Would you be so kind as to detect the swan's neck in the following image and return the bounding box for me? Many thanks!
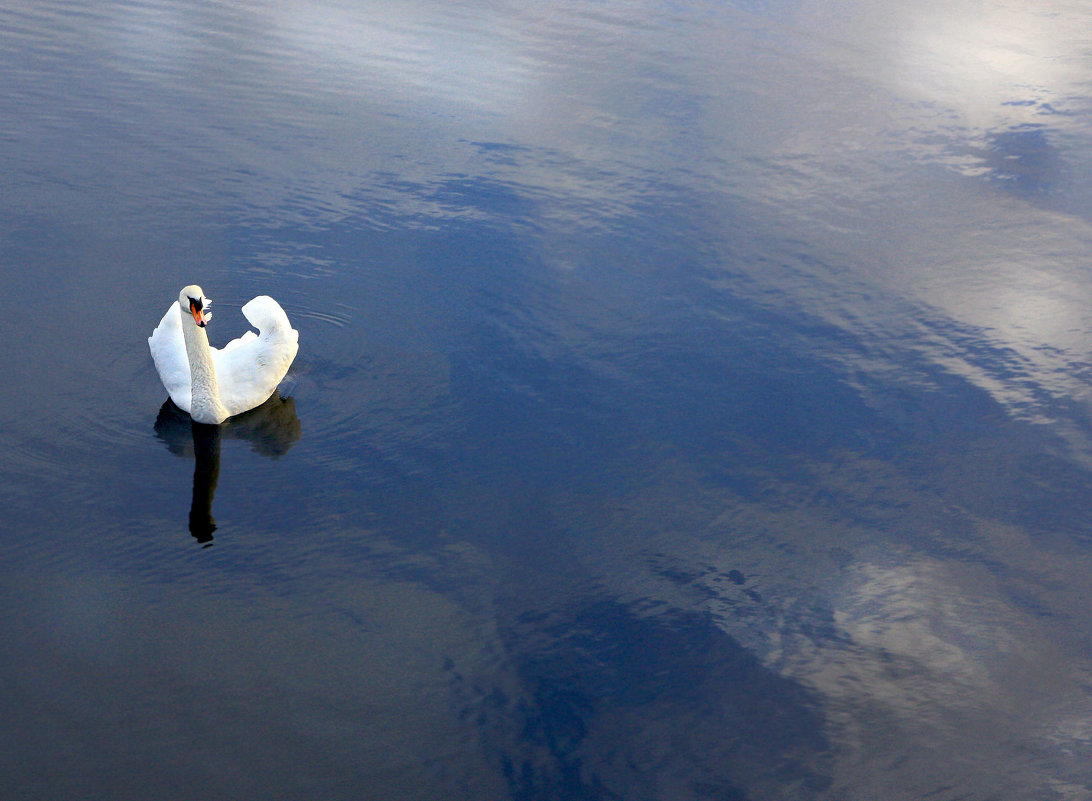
[181,315,229,424]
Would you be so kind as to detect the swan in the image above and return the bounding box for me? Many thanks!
[149,285,299,425]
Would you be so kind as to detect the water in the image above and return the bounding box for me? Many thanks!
[3,0,1092,798]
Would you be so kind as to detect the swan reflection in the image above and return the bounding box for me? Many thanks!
[154,392,302,544]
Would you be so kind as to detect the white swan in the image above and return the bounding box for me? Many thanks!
[149,285,299,425]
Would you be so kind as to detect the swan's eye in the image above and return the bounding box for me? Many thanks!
[188,296,202,311]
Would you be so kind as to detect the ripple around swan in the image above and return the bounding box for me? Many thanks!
[290,305,354,329]
[130,289,391,478]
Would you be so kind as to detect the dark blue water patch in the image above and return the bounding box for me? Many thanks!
[483,598,832,800]
[984,125,1061,196]
[428,176,544,227]
[215,197,1092,553]
[1000,99,1073,121]
[942,123,1062,202]
[468,140,534,167]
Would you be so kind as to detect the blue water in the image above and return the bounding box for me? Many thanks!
[4,1,1092,798]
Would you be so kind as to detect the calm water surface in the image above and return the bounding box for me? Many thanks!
[4,1,1092,798]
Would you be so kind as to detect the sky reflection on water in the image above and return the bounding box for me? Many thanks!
[3,0,1092,799]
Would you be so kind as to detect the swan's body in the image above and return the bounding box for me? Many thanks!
[149,285,299,424]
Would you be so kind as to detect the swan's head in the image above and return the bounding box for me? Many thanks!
[178,285,212,328]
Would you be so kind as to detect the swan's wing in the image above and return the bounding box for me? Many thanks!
[212,296,299,417]
[148,303,191,412]
[219,330,258,352]
[240,295,295,337]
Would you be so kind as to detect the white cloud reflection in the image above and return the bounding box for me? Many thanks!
[724,0,1092,436]
[575,450,1092,798]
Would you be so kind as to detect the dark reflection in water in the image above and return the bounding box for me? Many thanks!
[153,393,302,460]
[153,394,301,544]
[189,422,220,544]
[485,600,832,801]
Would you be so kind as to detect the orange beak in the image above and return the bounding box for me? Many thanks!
[190,300,207,328]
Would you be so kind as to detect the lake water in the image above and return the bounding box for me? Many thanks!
[4,1,1092,798]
